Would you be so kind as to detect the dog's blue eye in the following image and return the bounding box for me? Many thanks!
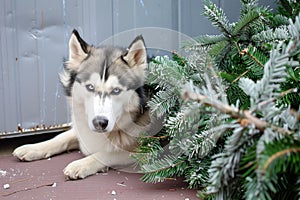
[86,84,94,92]
[111,87,121,95]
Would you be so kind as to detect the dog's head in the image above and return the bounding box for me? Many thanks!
[61,30,147,133]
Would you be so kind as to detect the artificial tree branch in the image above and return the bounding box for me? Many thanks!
[252,88,298,112]
[182,91,291,135]
[279,0,293,17]
[232,68,251,83]
[263,147,300,173]
[245,49,264,68]
[232,47,265,83]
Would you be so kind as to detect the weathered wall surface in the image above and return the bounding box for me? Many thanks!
[0,0,276,133]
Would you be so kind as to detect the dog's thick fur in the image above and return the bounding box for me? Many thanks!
[13,30,154,179]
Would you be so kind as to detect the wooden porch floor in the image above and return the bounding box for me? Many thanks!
[0,136,198,200]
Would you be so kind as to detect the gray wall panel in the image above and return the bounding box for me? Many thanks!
[0,0,20,131]
[0,0,276,133]
[180,0,221,37]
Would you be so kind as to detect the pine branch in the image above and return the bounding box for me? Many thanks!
[280,0,293,17]
[263,147,300,172]
[182,90,291,135]
[232,46,267,83]
[206,126,253,197]
[243,47,265,68]
[140,155,187,183]
[140,135,168,139]
[136,4,300,198]
[226,83,251,109]
[185,159,211,189]
[203,0,233,37]
[206,41,229,59]
[252,26,290,44]
[244,137,300,200]
[147,56,188,117]
[193,35,227,47]
[232,68,251,83]
[232,9,260,36]
[148,88,179,117]
[239,40,299,108]
[253,87,297,111]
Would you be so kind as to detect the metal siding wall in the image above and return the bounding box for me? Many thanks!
[0,0,276,133]
[220,0,277,22]
[0,1,20,131]
[0,0,71,132]
[180,0,221,37]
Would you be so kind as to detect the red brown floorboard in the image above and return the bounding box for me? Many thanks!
[0,151,198,200]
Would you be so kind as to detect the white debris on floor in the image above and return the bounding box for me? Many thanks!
[116,182,126,187]
[0,169,7,176]
[3,183,10,189]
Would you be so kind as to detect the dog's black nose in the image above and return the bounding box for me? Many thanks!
[92,116,108,131]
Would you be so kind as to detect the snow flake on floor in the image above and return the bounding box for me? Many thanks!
[3,183,10,189]
[0,169,7,176]
[111,190,117,195]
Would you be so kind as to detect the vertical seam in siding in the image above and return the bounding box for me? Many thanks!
[13,0,22,127]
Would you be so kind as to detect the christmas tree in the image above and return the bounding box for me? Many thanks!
[132,0,300,199]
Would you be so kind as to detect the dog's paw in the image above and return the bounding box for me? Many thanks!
[63,158,106,180]
[63,160,93,179]
[13,144,49,161]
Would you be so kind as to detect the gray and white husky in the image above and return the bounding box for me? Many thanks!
[13,30,156,179]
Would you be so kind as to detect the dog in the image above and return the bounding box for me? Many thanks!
[13,29,157,179]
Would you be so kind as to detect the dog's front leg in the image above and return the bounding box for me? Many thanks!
[13,129,78,161]
[63,150,134,179]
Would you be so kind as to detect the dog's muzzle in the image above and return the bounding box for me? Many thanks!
[92,116,108,132]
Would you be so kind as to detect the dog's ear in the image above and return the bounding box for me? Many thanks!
[122,35,146,68]
[68,29,89,71]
